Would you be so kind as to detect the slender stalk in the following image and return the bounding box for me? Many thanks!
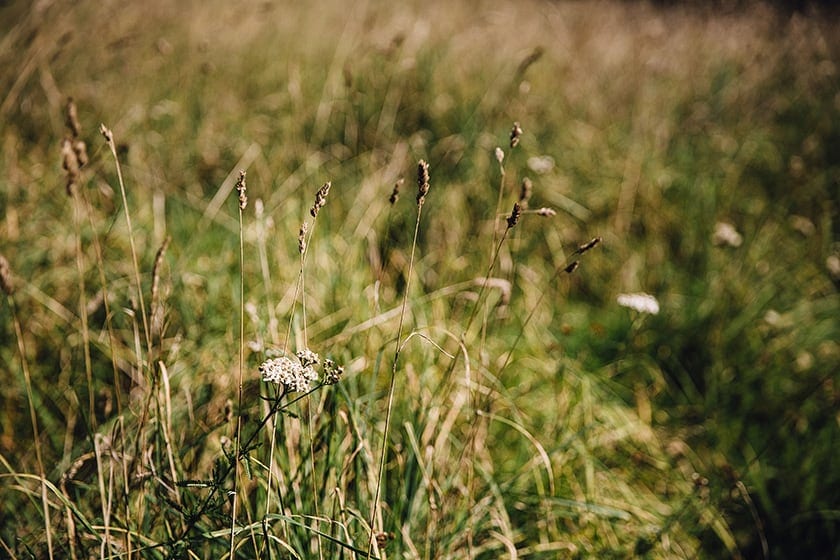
[231,170,248,556]
[71,194,96,430]
[367,160,429,558]
[8,292,54,560]
[99,124,152,364]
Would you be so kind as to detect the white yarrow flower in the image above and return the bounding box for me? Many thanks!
[296,348,320,367]
[713,222,743,247]
[617,293,660,315]
[527,155,555,174]
[259,356,318,393]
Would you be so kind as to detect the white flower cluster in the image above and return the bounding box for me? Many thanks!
[617,292,660,315]
[259,355,318,393]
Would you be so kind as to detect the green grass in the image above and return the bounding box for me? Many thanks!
[1,1,838,558]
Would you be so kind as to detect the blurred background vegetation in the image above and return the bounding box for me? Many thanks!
[1,0,838,558]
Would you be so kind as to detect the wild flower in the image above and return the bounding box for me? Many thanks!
[296,348,320,367]
[259,355,318,393]
[323,359,344,385]
[617,292,660,315]
[527,155,555,174]
[713,222,742,247]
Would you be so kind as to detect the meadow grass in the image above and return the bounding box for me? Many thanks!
[1,1,838,558]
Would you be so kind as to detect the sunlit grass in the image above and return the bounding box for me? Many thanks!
[1,1,838,558]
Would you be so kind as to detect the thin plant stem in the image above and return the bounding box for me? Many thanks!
[8,294,54,560]
[497,237,601,378]
[71,194,96,431]
[100,124,152,364]
[231,170,248,556]
[367,195,425,558]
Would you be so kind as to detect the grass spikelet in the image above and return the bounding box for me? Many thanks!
[506,201,522,229]
[298,221,308,254]
[510,121,523,148]
[389,178,403,205]
[310,181,332,217]
[573,236,602,256]
[65,97,82,137]
[235,169,248,210]
[416,159,430,206]
[61,137,80,195]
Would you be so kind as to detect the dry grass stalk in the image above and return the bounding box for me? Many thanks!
[150,236,171,341]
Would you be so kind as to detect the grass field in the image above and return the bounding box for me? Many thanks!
[1,0,838,558]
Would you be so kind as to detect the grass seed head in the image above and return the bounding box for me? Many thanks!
[416,159,430,206]
[235,170,248,210]
[495,146,505,163]
[311,181,332,217]
[99,123,114,144]
[506,202,522,229]
[518,177,532,208]
[510,121,523,148]
[389,178,403,205]
[575,236,602,255]
[61,137,80,196]
[298,222,309,254]
[65,97,82,138]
